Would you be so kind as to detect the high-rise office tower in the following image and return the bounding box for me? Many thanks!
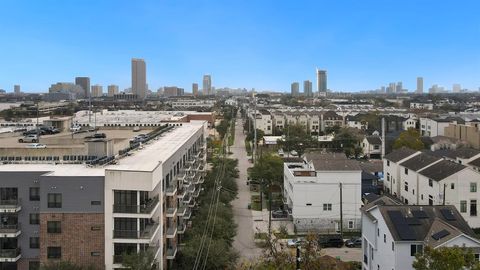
[107,85,119,97]
[91,85,103,97]
[132,58,147,100]
[396,82,403,93]
[291,82,300,96]
[452,84,461,93]
[192,83,199,96]
[203,75,212,95]
[387,82,396,93]
[303,80,313,97]
[75,77,90,98]
[416,77,424,94]
[14,85,20,95]
[316,68,327,96]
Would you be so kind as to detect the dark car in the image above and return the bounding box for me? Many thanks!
[23,129,39,136]
[345,238,362,248]
[271,209,288,219]
[85,133,106,139]
[319,235,344,248]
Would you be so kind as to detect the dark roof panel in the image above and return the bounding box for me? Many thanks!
[384,148,418,162]
[419,160,466,181]
[400,153,441,171]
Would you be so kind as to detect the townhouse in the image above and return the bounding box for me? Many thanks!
[420,117,464,137]
[361,198,480,270]
[361,135,382,159]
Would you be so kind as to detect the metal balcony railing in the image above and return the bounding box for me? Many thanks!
[113,223,159,239]
[113,195,159,214]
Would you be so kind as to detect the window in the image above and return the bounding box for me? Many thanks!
[91,201,101,205]
[413,189,415,195]
[47,247,61,259]
[91,225,102,231]
[306,203,312,206]
[429,195,433,206]
[404,168,408,175]
[30,213,39,225]
[48,193,62,208]
[405,198,409,204]
[377,228,379,236]
[429,179,433,187]
[471,200,477,216]
[392,242,395,251]
[323,204,332,211]
[384,234,386,243]
[30,237,40,249]
[460,200,467,213]
[411,244,423,256]
[29,261,40,270]
[421,194,424,200]
[29,187,40,201]
[91,252,101,256]
[451,183,455,189]
[471,183,477,193]
[387,160,390,166]
[404,182,409,192]
[47,221,61,233]
[348,220,354,229]
[387,173,390,181]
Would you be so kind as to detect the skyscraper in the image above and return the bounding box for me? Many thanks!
[316,68,327,96]
[91,85,103,97]
[202,75,212,95]
[291,82,299,96]
[75,77,90,98]
[131,58,147,99]
[192,83,199,96]
[303,80,313,97]
[14,85,20,95]
[452,84,461,93]
[396,82,403,93]
[416,77,424,94]
[107,85,119,97]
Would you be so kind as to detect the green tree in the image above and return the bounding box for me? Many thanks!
[393,128,425,150]
[246,128,265,144]
[413,246,480,270]
[249,153,283,185]
[122,250,156,270]
[216,119,230,139]
[333,128,362,156]
[278,124,314,157]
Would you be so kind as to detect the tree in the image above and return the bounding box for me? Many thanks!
[216,119,230,139]
[278,124,315,157]
[122,250,156,270]
[249,153,283,185]
[246,128,265,144]
[41,262,98,270]
[393,128,425,150]
[333,128,362,157]
[413,246,480,270]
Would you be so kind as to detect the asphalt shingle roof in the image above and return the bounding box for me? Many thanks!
[418,160,466,181]
[400,153,441,171]
[384,148,418,162]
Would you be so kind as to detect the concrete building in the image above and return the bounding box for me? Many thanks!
[14,85,20,95]
[361,136,382,159]
[410,102,434,110]
[163,87,184,97]
[0,122,207,270]
[316,69,327,97]
[453,84,462,93]
[291,82,299,96]
[303,80,313,97]
[283,152,362,233]
[416,77,423,94]
[361,197,480,270]
[248,109,273,135]
[445,122,480,150]
[192,83,198,97]
[75,77,90,98]
[132,58,147,100]
[107,85,119,97]
[170,99,215,109]
[202,75,211,95]
[91,85,103,98]
[48,83,84,98]
[420,117,464,137]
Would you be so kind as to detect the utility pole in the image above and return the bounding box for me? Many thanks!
[443,184,446,205]
[268,182,272,235]
[296,245,301,270]
[253,93,257,164]
[339,182,343,239]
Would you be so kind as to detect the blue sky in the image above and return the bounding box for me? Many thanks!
[0,0,479,93]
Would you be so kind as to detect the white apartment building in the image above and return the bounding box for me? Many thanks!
[249,109,273,135]
[283,152,362,233]
[361,136,382,159]
[384,148,420,196]
[410,102,434,110]
[361,199,480,270]
[420,117,463,137]
[403,116,418,130]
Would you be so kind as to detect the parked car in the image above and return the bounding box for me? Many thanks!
[318,235,344,248]
[23,129,40,136]
[18,134,39,143]
[70,125,81,132]
[130,134,148,143]
[85,133,106,139]
[26,143,47,149]
[271,209,288,219]
[287,238,305,248]
[345,238,362,248]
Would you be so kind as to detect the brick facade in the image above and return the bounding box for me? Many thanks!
[39,213,105,269]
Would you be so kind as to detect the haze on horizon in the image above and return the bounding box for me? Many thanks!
[0,0,479,93]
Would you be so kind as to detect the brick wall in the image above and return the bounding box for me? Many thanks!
[39,213,105,269]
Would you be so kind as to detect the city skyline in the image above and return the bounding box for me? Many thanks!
[0,0,479,92]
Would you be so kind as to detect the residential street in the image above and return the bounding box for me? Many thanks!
[231,115,262,262]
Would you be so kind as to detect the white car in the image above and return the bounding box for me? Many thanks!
[26,143,47,149]
[70,126,81,132]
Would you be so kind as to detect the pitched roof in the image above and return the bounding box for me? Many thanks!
[365,136,382,145]
[359,161,383,174]
[400,153,441,171]
[429,148,480,159]
[384,148,418,162]
[469,157,480,168]
[304,152,360,171]
[378,205,476,245]
[418,160,466,181]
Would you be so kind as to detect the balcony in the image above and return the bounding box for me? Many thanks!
[113,195,159,215]
[113,222,159,240]
[177,188,186,199]
[186,158,196,165]
[166,246,177,260]
[183,195,192,205]
[177,223,186,234]
[176,170,186,181]
[0,199,21,213]
[187,185,195,194]
[188,199,196,208]
[177,207,187,217]
[193,187,201,198]
[0,223,21,237]
[0,248,21,262]
[183,209,192,220]
[198,176,205,184]
[166,207,177,218]
[166,226,177,239]
[165,184,177,197]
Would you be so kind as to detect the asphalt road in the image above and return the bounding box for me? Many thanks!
[231,115,262,262]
